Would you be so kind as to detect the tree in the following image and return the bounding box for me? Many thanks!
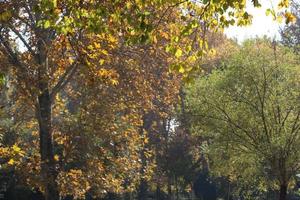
[186,39,300,200]
[0,5,182,198]
[0,0,293,200]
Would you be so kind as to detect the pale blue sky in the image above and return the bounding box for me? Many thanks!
[224,0,284,43]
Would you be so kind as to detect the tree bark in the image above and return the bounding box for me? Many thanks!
[279,184,287,200]
[36,27,59,200]
[38,88,59,200]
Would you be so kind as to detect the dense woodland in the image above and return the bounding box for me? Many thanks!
[0,0,300,200]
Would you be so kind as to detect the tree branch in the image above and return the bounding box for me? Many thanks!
[50,61,79,100]
[0,33,29,74]
[7,24,36,56]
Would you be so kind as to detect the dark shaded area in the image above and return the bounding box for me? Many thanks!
[3,187,44,200]
[193,172,217,200]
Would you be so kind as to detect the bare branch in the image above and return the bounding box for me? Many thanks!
[7,24,36,56]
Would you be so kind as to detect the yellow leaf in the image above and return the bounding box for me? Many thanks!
[175,49,183,58]
[69,57,75,64]
[278,0,289,8]
[189,55,197,62]
[178,65,185,73]
[126,2,132,9]
[285,12,296,24]
[54,154,60,161]
[99,59,105,65]
[144,137,149,144]
[87,45,94,50]
[8,159,14,165]
[277,15,283,23]
[12,145,21,153]
[111,79,119,85]
[101,50,109,56]
[94,42,101,49]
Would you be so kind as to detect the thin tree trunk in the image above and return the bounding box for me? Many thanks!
[38,88,59,200]
[36,29,59,200]
[279,184,287,200]
[156,184,161,200]
[227,181,230,200]
[137,125,147,200]
[175,176,179,200]
[167,177,172,200]
[137,178,148,200]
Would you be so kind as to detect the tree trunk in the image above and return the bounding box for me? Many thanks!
[123,192,132,200]
[38,88,59,200]
[175,176,179,200]
[279,184,287,200]
[167,177,172,200]
[156,184,160,200]
[227,180,231,200]
[137,178,148,200]
[36,27,59,200]
[137,133,147,200]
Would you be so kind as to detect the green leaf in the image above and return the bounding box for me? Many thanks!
[0,74,5,85]
[265,8,272,16]
[252,0,261,7]
[44,20,51,29]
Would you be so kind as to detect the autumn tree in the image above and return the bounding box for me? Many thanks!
[0,4,181,198]
[0,0,293,200]
[186,39,300,200]
[62,34,181,199]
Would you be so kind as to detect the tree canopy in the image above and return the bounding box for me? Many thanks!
[0,1,297,200]
[186,39,300,200]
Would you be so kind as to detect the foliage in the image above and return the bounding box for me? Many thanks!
[26,0,293,76]
[186,39,300,199]
[0,0,296,199]
[281,0,300,53]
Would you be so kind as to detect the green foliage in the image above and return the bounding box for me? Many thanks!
[0,73,5,85]
[37,0,278,77]
[186,39,300,197]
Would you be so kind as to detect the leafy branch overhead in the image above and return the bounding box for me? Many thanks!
[36,0,293,76]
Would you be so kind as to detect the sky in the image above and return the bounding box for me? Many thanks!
[224,0,284,43]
